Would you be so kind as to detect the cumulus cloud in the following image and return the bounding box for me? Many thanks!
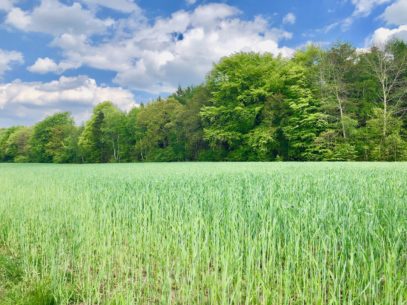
[27,57,59,74]
[27,57,80,74]
[0,49,24,77]
[370,25,407,45]
[0,0,15,11]
[367,0,407,46]
[45,3,293,94]
[381,0,407,25]
[283,13,296,25]
[0,76,137,126]
[1,1,295,126]
[5,0,114,36]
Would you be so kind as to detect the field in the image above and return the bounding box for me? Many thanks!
[0,163,406,305]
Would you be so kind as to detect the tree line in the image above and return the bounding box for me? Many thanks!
[1,41,407,163]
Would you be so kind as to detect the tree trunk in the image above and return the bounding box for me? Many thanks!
[383,87,387,138]
[335,90,347,139]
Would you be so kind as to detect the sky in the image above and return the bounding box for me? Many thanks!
[0,0,406,127]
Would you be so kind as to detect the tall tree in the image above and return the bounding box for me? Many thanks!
[30,112,77,163]
[79,102,128,163]
[122,107,140,162]
[0,127,32,162]
[364,42,407,137]
[281,60,327,160]
[135,98,185,161]
[319,43,357,140]
[176,86,210,160]
[361,41,407,160]
[201,52,282,160]
[4,127,32,162]
[0,127,18,162]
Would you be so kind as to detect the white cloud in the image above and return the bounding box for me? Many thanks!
[5,0,114,36]
[80,0,140,13]
[351,0,392,16]
[47,3,294,94]
[2,2,294,96]
[0,76,137,126]
[185,0,197,5]
[283,13,296,25]
[366,0,407,47]
[27,57,80,74]
[5,7,30,29]
[328,0,393,31]
[0,49,24,77]
[0,0,15,11]
[370,25,407,45]
[27,57,59,74]
[381,0,407,25]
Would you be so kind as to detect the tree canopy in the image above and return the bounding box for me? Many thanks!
[2,40,407,163]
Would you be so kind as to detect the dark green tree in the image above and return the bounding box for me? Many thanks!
[135,98,185,161]
[30,112,77,163]
[79,102,128,163]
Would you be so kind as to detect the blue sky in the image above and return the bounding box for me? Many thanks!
[0,0,406,126]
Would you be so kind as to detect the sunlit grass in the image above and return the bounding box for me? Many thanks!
[0,163,406,304]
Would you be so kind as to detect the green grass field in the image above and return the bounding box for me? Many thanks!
[0,163,406,304]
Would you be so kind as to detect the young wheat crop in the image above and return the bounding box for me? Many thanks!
[0,163,406,304]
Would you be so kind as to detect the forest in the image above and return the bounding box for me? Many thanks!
[1,40,407,163]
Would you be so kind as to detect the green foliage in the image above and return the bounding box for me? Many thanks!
[364,108,407,160]
[176,86,211,160]
[79,101,128,163]
[314,130,358,160]
[245,126,277,160]
[0,127,32,162]
[202,53,287,160]
[4,127,32,163]
[1,40,407,162]
[135,98,185,161]
[280,61,327,160]
[30,112,77,163]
